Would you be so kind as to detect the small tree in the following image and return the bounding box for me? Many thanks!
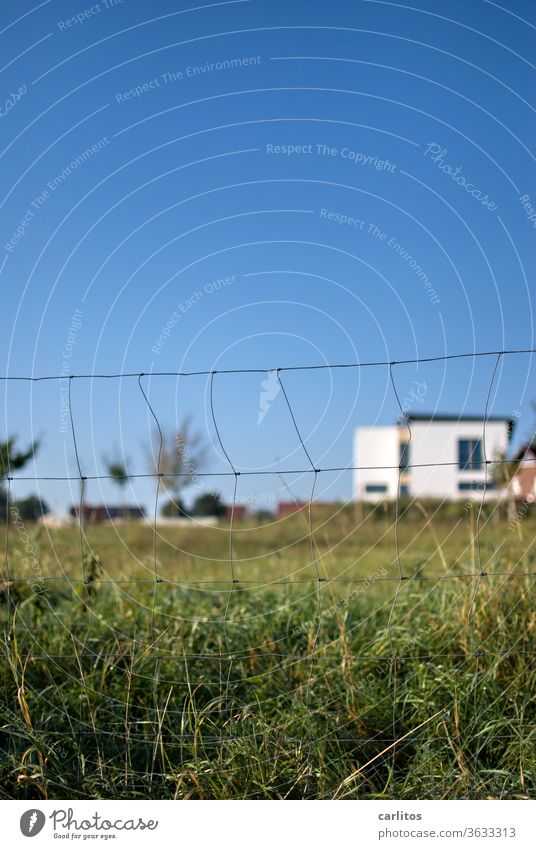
[0,437,40,520]
[252,508,273,523]
[160,497,188,518]
[103,452,130,518]
[192,491,226,518]
[0,436,39,478]
[15,495,49,521]
[145,417,206,514]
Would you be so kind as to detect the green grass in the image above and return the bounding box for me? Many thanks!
[0,504,535,799]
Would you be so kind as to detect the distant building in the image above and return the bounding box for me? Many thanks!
[225,505,248,521]
[354,413,514,502]
[510,444,536,502]
[69,504,145,522]
[277,501,306,518]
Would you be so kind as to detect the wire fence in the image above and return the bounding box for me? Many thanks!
[1,347,535,795]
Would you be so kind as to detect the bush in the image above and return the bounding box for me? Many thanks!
[160,497,188,518]
[0,493,49,521]
[191,491,226,517]
[252,509,274,522]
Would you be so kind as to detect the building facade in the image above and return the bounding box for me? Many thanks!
[354,414,513,502]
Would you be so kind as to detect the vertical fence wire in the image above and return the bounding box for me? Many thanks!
[68,376,86,585]
[470,353,503,779]
[209,370,239,719]
[137,374,163,652]
[137,373,164,786]
[387,362,413,784]
[0,349,533,794]
[68,375,88,787]
[2,475,12,645]
[278,369,322,758]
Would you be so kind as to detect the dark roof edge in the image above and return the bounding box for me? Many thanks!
[406,413,512,422]
[404,413,516,439]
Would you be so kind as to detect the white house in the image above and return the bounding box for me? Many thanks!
[354,414,514,502]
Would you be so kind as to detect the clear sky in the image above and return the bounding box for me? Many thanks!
[1,0,535,513]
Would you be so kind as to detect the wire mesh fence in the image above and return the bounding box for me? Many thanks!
[1,348,535,798]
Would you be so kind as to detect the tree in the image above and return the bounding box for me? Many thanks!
[14,495,50,521]
[0,437,40,520]
[103,451,130,518]
[0,436,39,478]
[145,417,206,514]
[160,497,188,518]
[192,491,226,518]
[252,509,273,523]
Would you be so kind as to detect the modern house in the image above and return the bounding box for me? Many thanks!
[354,413,514,502]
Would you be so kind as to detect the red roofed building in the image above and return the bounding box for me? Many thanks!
[510,444,536,502]
[277,501,306,518]
[224,505,248,521]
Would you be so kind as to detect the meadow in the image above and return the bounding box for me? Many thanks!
[0,501,535,799]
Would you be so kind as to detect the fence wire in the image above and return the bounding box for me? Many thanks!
[1,347,535,793]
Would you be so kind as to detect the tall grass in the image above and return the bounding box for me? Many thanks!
[0,509,534,799]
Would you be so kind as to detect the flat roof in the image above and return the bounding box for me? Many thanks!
[405,413,516,437]
[406,413,512,422]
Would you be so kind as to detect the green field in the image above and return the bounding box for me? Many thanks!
[1,503,535,799]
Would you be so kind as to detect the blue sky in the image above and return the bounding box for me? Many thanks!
[1,0,535,513]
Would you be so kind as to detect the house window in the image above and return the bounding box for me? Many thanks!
[458,481,496,492]
[400,484,410,497]
[458,438,482,470]
[365,484,388,494]
[399,442,410,471]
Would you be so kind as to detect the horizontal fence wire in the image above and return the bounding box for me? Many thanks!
[3,455,536,482]
[0,345,535,381]
[1,347,534,477]
[1,346,535,788]
[10,650,536,661]
[2,572,536,585]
